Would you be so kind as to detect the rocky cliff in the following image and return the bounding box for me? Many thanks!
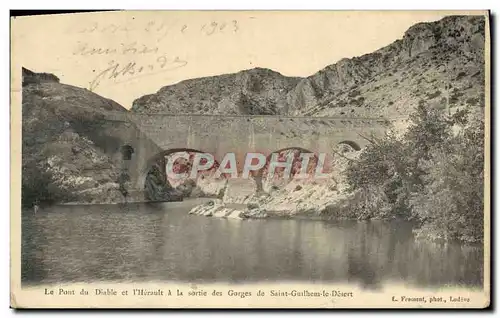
[132,68,301,115]
[132,15,485,118]
[21,68,171,206]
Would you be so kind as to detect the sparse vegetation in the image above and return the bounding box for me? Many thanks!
[426,90,442,99]
[22,162,75,208]
[449,89,464,105]
[466,97,479,106]
[348,89,361,98]
[456,71,467,80]
[349,96,365,107]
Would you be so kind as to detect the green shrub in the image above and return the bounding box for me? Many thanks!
[21,162,76,208]
[342,103,484,243]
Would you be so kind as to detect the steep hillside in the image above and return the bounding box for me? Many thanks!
[131,15,485,117]
[132,68,301,114]
[21,68,169,206]
[290,15,485,117]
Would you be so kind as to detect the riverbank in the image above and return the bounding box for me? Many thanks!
[187,198,356,221]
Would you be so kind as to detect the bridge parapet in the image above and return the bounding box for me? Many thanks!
[98,110,398,154]
[97,110,407,193]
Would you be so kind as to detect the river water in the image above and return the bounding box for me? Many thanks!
[21,199,483,289]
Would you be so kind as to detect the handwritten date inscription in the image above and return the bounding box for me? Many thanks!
[89,56,188,91]
[73,18,242,90]
[74,19,240,40]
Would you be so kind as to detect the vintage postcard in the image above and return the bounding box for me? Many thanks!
[10,10,490,308]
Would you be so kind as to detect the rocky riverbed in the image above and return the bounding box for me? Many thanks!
[188,149,359,220]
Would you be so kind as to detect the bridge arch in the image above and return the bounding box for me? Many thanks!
[253,147,317,193]
[120,144,135,160]
[144,148,206,170]
[337,140,362,152]
[137,148,223,201]
[264,147,315,159]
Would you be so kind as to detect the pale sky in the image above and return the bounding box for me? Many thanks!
[12,11,472,108]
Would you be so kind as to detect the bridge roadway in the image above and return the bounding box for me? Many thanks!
[97,110,409,190]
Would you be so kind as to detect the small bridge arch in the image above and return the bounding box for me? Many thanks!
[137,147,223,193]
[253,147,317,193]
[337,140,362,152]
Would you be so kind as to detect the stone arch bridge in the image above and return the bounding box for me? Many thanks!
[100,111,407,197]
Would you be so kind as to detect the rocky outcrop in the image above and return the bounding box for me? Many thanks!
[21,69,171,206]
[189,147,360,220]
[290,15,485,117]
[144,163,184,202]
[188,199,270,219]
[238,148,359,216]
[132,68,301,115]
[22,67,60,86]
[131,15,485,118]
[188,199,244,219]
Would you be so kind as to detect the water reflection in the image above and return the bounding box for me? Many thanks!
[21,201,483,289]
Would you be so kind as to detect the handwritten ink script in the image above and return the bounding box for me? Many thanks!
[69,19,240,41]
[69,18,244,90]
[89,55,188,91]
[73,41,160,57]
